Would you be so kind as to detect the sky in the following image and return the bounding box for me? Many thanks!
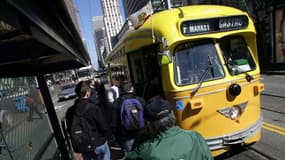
[74,0,125,70]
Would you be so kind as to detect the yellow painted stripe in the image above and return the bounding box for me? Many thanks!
[262,126,285,136]
[263,122,285,132]
[262,122,285,136]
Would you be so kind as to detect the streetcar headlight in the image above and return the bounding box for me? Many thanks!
[217,102,247,120]
[229,106,240,120]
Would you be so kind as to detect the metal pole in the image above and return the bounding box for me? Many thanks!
[36,74,70,160]
[167,0,171,9]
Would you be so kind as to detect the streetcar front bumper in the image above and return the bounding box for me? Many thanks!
[206,117,263,150]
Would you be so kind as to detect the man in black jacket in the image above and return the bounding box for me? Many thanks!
[72,81,112,160]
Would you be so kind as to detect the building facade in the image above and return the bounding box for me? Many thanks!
[100,0,123,50]
[245,0,285,71]
[92,16,109,70]
[122,0,148,18]
[123,0,193,18]
[264,0,285,70]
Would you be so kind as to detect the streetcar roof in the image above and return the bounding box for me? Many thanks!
[106,5,254,63]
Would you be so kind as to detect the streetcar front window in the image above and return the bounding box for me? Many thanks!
[219,36,256,75]
[77,70,89,78]
[174,40,224,85]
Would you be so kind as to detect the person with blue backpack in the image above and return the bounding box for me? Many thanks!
[112,81,146,157]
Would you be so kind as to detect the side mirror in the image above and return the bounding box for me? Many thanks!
[158,50,172,65]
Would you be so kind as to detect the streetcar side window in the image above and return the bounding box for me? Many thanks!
[174,40,225,85]
[219,36,256,75]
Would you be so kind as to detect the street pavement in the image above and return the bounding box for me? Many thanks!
[251,73,285,160]
[261,72,285,96]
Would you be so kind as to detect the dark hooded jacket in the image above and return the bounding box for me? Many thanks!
[74,98,112,148]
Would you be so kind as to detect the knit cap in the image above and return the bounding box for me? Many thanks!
[145,96,172,121]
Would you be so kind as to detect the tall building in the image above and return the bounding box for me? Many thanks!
[92,16,109,69]
[100,0,123,50]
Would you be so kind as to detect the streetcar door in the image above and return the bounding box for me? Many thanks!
[128,47,161,99]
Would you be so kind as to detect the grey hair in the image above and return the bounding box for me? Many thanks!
[146,111,176,137]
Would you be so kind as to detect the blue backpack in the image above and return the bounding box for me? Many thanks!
[120,97,144,133]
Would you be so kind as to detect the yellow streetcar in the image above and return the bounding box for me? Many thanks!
[106,4,264,157]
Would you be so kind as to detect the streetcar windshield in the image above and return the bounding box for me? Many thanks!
[174,40,224,85]
[77,69,90,78]
[219,36,256,75]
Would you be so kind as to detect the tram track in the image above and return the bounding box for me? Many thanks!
[247,146,277,160]
[261,92,285,115]
[214,144,276,160]
[261,106,285,115]
[261,93,285,99]
[257,92,285,160]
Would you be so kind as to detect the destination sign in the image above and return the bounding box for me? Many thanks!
[181,15,248,36]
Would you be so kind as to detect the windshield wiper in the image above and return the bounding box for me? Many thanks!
[190,55,213,98]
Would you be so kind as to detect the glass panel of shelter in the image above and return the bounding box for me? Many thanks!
[0,76,58,160]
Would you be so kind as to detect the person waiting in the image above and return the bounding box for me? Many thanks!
[125,96,213,160]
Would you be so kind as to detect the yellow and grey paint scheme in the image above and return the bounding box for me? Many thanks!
[106,5,264,157]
